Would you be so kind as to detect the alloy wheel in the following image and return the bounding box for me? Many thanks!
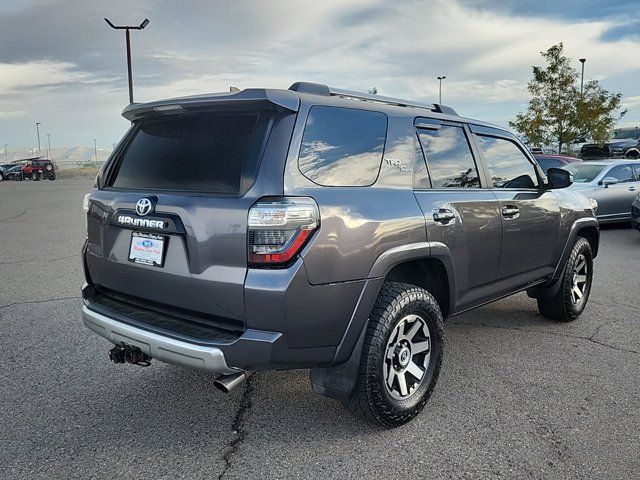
[383,314,431,400]
[570,253,589,306]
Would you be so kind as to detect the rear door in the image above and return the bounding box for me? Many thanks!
[413,119,502,311]
[471,126,561,292]
[595,163,638,219]
[86,107,294,327]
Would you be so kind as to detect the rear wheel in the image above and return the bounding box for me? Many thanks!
[537,237,593,322]
[345,282,444,427]
[47,173,56,181]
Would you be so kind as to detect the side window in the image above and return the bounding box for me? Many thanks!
[298,106,387,186]
[606,164,635,183]
[633,164,640,180]
[416,125,480,188]
[476,135,538,188]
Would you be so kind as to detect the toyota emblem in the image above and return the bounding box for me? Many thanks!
[135,198,154,216]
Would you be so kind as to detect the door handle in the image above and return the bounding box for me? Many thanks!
[433,208,455,224]
[629,186,637,192]
[501,205,520,219]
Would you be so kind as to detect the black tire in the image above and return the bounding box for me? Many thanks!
[537,237,593,322]
[47,173,56,181]
[345,282,444,427]
[31,171,40,181]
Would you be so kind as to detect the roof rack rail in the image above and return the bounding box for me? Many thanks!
[288,81,458,116]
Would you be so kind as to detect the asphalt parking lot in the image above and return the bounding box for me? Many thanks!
[1,178,638,479]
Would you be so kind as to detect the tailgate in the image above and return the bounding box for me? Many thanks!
[85,107,292,328]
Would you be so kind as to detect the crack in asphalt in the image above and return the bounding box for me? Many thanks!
[0,296,82,310]
[450,321,639,355]
[0,208,27,223]
[0,254,78,266]
[219,376,255,480]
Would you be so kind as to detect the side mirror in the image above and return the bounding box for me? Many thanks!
[601,177,618,188]
[546,168,573,189]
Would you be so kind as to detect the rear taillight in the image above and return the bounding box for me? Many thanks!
[248,197,319,267]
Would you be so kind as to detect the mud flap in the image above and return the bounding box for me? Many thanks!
[309,322,366,401]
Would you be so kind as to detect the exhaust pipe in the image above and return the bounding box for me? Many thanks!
[214,370,254,393]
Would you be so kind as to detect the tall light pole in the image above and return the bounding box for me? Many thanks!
[579,58,586,98]
[46,133,52,160]
[94,138,98,163]
[105,18,150,104]
[35,122,42,157]
[4,144,7,162]
[437,76,447,104]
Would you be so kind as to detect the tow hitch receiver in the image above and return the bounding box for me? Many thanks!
[109,343,152,367]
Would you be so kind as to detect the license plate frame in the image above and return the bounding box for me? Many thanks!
[128,232,167,267]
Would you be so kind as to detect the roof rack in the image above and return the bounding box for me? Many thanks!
[289,81,458,116]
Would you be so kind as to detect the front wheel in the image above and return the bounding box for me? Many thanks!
[31,171,40,181]
[345,282,444,427]
[537,237,593,322]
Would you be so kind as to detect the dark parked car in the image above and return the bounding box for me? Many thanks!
[81,82,599,426]
[581,127,640,160]
[3,165,24,181]
[534,154,581,173]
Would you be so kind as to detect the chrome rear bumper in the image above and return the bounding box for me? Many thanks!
[82,305,239,374]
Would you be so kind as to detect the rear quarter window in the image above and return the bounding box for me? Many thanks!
[298,106,387,186]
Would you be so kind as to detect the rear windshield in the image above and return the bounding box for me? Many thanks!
[110,112,271,194]
[563,163,606,183]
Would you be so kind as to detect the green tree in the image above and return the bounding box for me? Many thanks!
[510,43,624,154]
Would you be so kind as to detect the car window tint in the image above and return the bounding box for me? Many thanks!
[476,135,538,188]
[111,112,271,194]
[298,106,387,186]
[633,164,640,180]
[417,125,479,188]
[536,157,562,172]
[606,164,635,183]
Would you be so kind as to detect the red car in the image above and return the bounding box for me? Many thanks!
[22,159,57,181]
[533,154,581,174]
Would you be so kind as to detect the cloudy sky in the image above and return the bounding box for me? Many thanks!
[1,0,639,153]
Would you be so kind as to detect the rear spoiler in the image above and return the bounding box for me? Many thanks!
[121,88,300,122]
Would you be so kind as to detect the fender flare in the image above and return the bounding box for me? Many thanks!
[625,147,640,158]
[310,242,456,400]
[528,217,599,299]
[551,217,599,282]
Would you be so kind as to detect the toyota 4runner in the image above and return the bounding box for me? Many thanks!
[81,82,599,426]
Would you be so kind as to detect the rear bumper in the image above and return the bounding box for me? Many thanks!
[82,305,240,374]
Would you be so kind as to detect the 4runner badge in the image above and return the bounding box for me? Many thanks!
[135,198,154,216]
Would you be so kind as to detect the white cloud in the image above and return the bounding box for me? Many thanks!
[1,0,639,147]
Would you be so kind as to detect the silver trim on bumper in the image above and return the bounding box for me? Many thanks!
[82,305,239,374]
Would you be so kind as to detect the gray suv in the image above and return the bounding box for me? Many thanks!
[81,82,599,426]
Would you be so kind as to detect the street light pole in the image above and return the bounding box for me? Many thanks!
[437,76,447,104]
[105,18,150,104]
[94,138,98,163]
[4,144,7,162]
[35,122,42,157]
[46,133,52,160]
[579,58,586,98]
